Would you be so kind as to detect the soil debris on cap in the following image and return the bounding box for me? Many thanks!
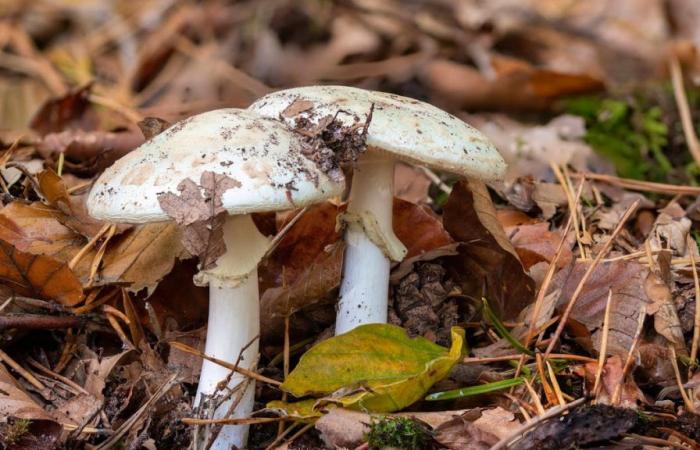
[157,171,242,269]
[281,98,375,178]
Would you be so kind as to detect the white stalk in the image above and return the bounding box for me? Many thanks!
[195,214,268,450]
[336,152,400,335]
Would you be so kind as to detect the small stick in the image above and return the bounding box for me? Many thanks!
[687,235,700,377]
[420,167,452,194]
[69,223,110,270]
[669,56,700,166]
[0,348,46,391]
[462,353,596,364]
[26,357,89,395]
[103,305,131,325]
[545,360,566,407]
[545,200,640,356]
[593,290,613,401]
[105,312,134,349]
[278,315,291,437]
[53,329,76,373]
[551,163,587,259]
[265,423,300,450]
[87,224,117,286]
[669,345,695,413]
[523,378,545,415]
[571,172,700,195]
[169,341,281,386]
[535,353,557,406]
[281,423,314,449]
[490,398,586,450]
[0,314,81,331]
[182,417,281,426]
[611,307,645,405]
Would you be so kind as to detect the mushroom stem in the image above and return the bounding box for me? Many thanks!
[195,214,266,449]
[336,152,398,334]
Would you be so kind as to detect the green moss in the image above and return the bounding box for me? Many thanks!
[2,418,31,446]
[565,95,671,181]
[366,416,435,450]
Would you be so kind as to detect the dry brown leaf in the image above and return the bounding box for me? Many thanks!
[99,223,184,293]
[29,84,97,135]
[158,171,242,268]
[443,179,535,319]
[644,270,686,350]
[394,198,454,259]
[499,210,573,270]
[421,59,603,112]
[37,169,70,210]
[550,260,647,356]
[434,415,499,450]
[0,238,83,306]
[574,356,645,407]
[37,129,143,175]
[394,163,431,204]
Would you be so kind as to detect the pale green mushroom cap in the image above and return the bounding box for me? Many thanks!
[248,85,506,180]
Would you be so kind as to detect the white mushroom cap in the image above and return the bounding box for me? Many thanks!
[248,85,506,180]
[87,108,345,223]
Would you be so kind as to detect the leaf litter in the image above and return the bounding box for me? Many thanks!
[2,1,700,448]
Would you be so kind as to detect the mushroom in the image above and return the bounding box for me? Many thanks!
[249,86,506,334]
[86,108,345,449]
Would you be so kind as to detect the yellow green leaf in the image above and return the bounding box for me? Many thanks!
[272,324,464,417]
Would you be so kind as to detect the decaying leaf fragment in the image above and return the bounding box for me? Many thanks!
[443,179,535,319]
[157,170,242,270]
[0,239,83,306]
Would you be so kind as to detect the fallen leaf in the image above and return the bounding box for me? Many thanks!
[0,238,83,306]
[394,163,431,204]
[99,223,184,293]
[574,356,645,407]
[29,84,97,135]
[394,198,454,259]
[271,325,464,415]
[550,260,648,356]
[37,129,143,174]
[443,179,535,319]
[158,171,241,269]
[434,415,499,450]
[644,269,685,350]
[37,169,71,213]
[421,59,603,112]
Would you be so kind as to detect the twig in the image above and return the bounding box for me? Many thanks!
[688,235,700,377]
[0,348,46,391]
[523,378,545,415]
[551,163,587,259]
[669,56,700,166]
[545,360,566,407]
[669,345,695,413]
[544,200,640,356]
[0,314,82,331]
[420,167,452,194]
[94,373,179,450]
[183,417,281,426]
[593,290,613,400]
[265,423,301,450]
[69,223,110,270]
[26,357,89,395]
[169,341,281,386]
[611,307,645,405]
[462,353,596,364]
[573,172,700,196]
[262,206,309,262]
[489,398,586,450]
